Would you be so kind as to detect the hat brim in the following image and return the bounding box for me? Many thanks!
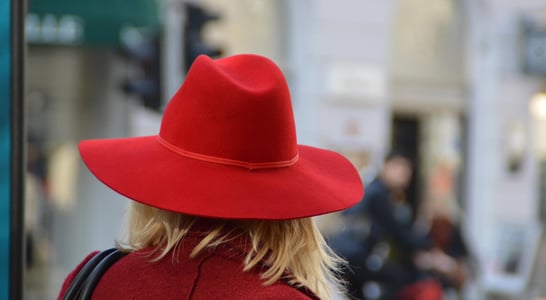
[79,136,363,220]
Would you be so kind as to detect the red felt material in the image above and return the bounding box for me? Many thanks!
[58,234,318,299]
[78,54,363,220]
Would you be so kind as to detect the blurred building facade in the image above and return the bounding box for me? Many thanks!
[198,0,546,297]
[24,0,546,298]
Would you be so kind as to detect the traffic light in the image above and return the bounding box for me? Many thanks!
[184,3,223,72]
[119,32,162,111]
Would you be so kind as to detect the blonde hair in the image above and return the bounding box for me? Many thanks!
[118,202,346,299]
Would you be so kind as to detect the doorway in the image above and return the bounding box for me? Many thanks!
[391,115,421,217]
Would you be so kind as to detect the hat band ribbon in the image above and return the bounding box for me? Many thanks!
[157,136,298,170]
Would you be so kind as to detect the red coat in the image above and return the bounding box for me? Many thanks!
[58,231,319,299]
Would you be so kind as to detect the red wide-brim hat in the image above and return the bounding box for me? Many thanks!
[80,54,363,220]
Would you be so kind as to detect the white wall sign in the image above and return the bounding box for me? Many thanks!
[26,13,84,45]
[325,63,387,102]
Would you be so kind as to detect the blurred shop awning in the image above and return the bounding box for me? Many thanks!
[28,0,160,46]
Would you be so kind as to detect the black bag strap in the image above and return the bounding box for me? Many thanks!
[78,250,127,299]
[63,248,116,300]
[63,248,127,300]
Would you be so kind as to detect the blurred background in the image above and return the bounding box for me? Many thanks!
[18,0,546,299]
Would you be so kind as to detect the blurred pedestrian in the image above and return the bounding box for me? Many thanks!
[330,152,444,300]
[57,54,364,299]
[415,194,472,296]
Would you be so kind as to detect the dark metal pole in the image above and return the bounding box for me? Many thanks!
[10,0,26,298]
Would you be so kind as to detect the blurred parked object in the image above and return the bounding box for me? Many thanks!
[481,222,543,299]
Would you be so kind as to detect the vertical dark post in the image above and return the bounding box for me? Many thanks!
[0,0,9,295]
[10,0,25,299]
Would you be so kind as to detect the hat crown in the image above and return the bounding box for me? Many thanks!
[159,55,298,165]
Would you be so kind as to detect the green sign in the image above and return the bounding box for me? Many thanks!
[28,0,160,46]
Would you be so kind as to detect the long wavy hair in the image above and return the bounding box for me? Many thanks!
[117,202,345,299]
